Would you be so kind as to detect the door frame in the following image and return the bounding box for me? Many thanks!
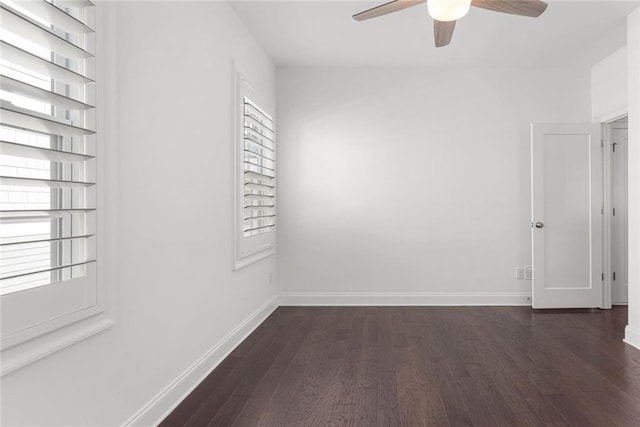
[602,114,629,308]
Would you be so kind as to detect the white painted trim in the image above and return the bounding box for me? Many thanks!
[624,325,640,350]
[603,118,630,308]
[603,121,614,309]
[233,247,275,271]
[123,295,279,427]
[1,318,114,377]
[232,65,276,271]
[279,292,532,306]
[597,108,628,125]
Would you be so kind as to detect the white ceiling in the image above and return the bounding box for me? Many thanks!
[230,0,639,67]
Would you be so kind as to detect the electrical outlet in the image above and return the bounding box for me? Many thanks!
[516,267,525,280]
[524,266,533,281]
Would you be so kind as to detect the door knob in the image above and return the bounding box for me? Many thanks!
[535,221,544,229]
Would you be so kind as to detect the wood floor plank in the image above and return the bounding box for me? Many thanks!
[458,310,563,426]
[161,306,640,427]
[453,376,497,427]
[406,336,450,427]
[352,387,377,426]
[281,311,343,426]
[465,364,521,426]
[255,363,306,427]
[334,349,359,405]
[159,355,243,427]
[583,389,640,426]
[346,316,364,351]
[283,357,343,426]
[262,311,340,427]
[356,343,378,389]
[547,393,615,427]
[181,326,281,427]
[376,369,401,427]
[230,317,315,426]
[206,396,247,427]
[363,313,378,347]
[322,404,355,427]
[394,347,425,427]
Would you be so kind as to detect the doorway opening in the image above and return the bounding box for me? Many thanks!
[603,116,629,307]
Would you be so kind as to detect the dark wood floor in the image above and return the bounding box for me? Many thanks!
[160,306,640,426]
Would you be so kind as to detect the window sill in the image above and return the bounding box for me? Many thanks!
[1,316,114,376]
[233,247,275,271]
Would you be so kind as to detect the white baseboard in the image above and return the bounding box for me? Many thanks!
[279,292,532,306]
[123,295,279,427]
[624,325,640,350]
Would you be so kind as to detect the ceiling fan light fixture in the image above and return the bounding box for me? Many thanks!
[427,0,471,22]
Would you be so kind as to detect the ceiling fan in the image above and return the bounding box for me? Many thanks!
[353,0,548,47]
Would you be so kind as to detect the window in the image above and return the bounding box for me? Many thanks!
[234,72,275,269]
[0,0,98,352]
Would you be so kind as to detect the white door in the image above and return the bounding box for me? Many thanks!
[531,123,603,309]
[611,126,629,303]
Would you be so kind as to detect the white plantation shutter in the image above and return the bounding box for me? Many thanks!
[0,0,97,348]
[235,73,275,268]
[243,97,275,237]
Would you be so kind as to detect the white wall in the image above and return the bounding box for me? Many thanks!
[626,9,640,350]
[591,46,628,122]
[277,67,591,304]
[0,2,277,425]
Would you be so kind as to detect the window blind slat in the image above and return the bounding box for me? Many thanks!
[243,224,275,233]
[243,214,275,220]
[244,165,275,178]
[244,219,276,228]
[244,135,273,152]
[1,233,94,246]
[0,141,93,162]
[244,194,275,201]
[10,0,93,34]
[0,75,94,110]
[0,234,93,247]
[244,157,275,173]
[1,103,95,136]
[244,205,275,212]
[245,182,274,190]
[244,147,274,163]
[244,222,276,232]
[0,41,94,84]
[0,175,95,187]
[0,208,95,215]
[244,188,274,196]
[244,205,276,209]
[244,160,274,172]
[0,259,95,281]
[0,4,94,59]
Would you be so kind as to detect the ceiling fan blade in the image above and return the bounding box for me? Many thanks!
[353,0,426,21]
[471,0,548,18]
[434,20,456,47]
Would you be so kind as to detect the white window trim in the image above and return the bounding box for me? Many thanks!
[233,67,276,270]
[1,1,115,376]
